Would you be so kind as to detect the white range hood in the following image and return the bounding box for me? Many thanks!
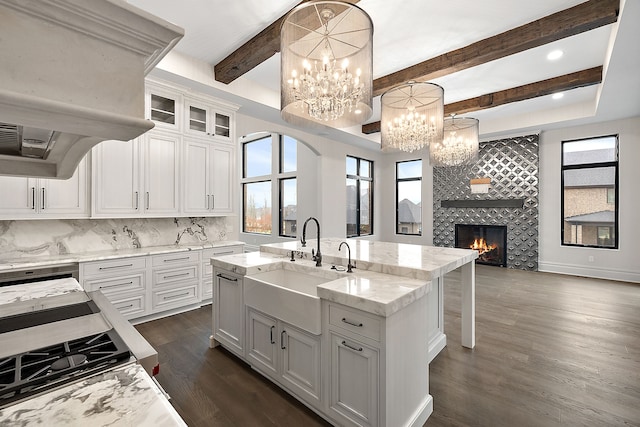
[0,0,183,179]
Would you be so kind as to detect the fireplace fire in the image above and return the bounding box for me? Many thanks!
[455,224,507,267]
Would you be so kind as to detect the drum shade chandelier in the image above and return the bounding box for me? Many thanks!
[281,1,373,128]
[380,81,444,153]
[430,115,480,167]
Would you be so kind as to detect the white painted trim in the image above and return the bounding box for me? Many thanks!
[538,261,640,283]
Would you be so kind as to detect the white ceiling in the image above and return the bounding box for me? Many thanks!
[128,0,640,144]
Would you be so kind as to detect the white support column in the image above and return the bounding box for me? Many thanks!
[461,260,476,349]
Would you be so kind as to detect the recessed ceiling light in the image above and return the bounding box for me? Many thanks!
[547,50,564,61]
[552,92,564,100]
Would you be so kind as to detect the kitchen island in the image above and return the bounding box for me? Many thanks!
[210,239,477,427]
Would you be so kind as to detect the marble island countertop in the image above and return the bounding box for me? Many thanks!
[212,249,435,317]
[0,240,245,272]
[0,362,186,426]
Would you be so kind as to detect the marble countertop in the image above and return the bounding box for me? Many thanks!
[0,362,186,426]
[0,241,245,272]
[211,250,433,317]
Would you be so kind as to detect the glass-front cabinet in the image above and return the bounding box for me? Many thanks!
[145,82,182,132]
[184,97,233,141]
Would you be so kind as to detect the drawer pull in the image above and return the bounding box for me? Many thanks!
[99,264,134,270]
[341,340,363,352]
[270,325,276,344]
[163,257,190,263]
[342,317,363,328]
[163,272,190,280]
[216,273,237,282]
[163,291,190,300]
[281,330,287,350]
[99,281,133,289]
[117,304,134,310]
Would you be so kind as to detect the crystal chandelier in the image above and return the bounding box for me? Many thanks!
[430,115,479,167]
[281,1,373,128]
[380,81,444,152]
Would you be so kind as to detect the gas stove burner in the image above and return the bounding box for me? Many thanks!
[0,329,131,408]
[50,354,88,371]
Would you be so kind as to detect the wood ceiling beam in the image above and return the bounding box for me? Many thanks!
[214,0,360,84]
[361,66,603,134]
[372,0,618,97]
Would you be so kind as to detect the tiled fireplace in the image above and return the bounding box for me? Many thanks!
[455,224,507,267]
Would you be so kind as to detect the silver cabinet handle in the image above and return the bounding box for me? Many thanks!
[211,194,215,210]
[135,191,139,210]
[216,273,237,282]
[31,187,36,210]
[41,188,45,209]
[206,194,210,210]
[270,325,275,344]
[99,281,133,289]
[98,264,134,270]
[163,272,190,280]
[117,303,134,310]
[163,291,190,300]
[146,191,150,209]
[280,330,287,350]
[342,317,363,327]
[163,256,190,263]
[341,340,363,352]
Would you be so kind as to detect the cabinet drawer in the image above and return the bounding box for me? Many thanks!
[152,285,198,311]
[110,293,146,320]
[84,273,145,295]
[202,245,243,277]
[151,252,199,267]
[82,257,146,277]
[329,304,382,342]
[153,265,198,287]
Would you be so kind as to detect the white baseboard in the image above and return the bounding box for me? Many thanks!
[538,261,640,283]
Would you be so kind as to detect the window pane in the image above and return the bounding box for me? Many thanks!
[397,160,422,179]
[563,136,617,166]
[359,180,371,235]
[563,165,616,247]
[244,137,272,178]
[280,178,297,237]
[346,156,357,176]
[346,177,357,236]
[397,180,421,234]
[360,160,371,178]
[243,181,272,234]
[281,135,297,173]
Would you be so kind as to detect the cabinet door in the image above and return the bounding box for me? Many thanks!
[0,176,38,217]
[329,333,379,427]
[247,309,278,377]
[40,156,89,217]
[143,131,181,215]
[92,138,141,216]
[183,138,210,215]
[146,84,181,132]
[184,100,211,138]
[213,270,244,357]
[281,325,321,404]
[211,144,233,214]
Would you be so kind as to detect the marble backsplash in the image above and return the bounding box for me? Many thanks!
[0,217,236,260]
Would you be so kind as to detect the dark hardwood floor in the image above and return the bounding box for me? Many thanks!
[135,266,640,426]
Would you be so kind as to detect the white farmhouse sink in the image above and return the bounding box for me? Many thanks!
[244,265,341,335]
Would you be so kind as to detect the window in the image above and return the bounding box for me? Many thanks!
[396,160,422,235]
[242,134,297,237]
[346,156,373,237]
[561,135,618,248]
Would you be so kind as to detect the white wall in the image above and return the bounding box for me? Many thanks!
[538,116,640,282]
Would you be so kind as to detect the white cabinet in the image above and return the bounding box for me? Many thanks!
[201,245,244,301]
[92,130,181,217]
[0,156,89,219]
[184,97,233,141]
[146,81,182,132]
[80,256,149,320]
[150,251,200,313]
[183,138,234,215]
[247,307,321,406]
[213,267,244,358]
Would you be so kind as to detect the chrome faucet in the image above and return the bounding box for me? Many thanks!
[339,241,354,273]
[301,217,322,267]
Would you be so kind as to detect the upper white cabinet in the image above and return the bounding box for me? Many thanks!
[183,138,234,215]
[0,157,89,219]
[184,97,234,142]
[146,82,182,132]
[92,130,180,218]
